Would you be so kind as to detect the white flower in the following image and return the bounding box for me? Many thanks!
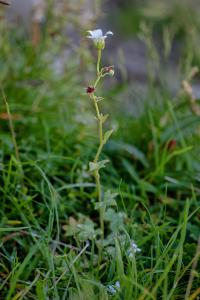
[131,241,141,253]
[107,281,120,295]
[107,285,116,295]
[127,240,141,258]
[87,29,113,50]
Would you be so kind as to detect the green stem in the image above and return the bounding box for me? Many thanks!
[91,94,104,240]
[97,49,102,75]
[94,134,103,163]
[90,48,109,242]
[94,170,104,240]
[94,76,101,88]
[91,48,105,241]
[93,97,100,118]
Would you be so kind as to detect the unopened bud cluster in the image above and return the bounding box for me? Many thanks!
[86,65,114,94]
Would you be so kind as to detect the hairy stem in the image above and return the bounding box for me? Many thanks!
[94,170,104,240]
[97,49,101,75]
[91,94,104,240]
[91,49,106,239]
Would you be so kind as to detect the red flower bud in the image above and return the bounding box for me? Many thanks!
[167,139,177,151]
[102,66,115,76]
[86,86,95,94]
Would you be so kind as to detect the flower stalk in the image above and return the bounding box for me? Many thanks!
[97,49,101,75]
[90,58,105,239]
[86,29,114,240]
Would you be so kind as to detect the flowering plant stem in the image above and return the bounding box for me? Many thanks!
[90,50,105,240]
[87,29,114,243]
[97,49,101,75]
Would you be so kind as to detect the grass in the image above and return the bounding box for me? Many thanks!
[0,3,200,299]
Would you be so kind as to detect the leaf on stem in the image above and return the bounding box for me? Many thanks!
[101,114,109,123]
[103,129,113,144]
[89,159,110,172]
[94,190,118,210]
[96,97,104,102]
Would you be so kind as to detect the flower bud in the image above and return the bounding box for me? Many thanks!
[86,86,95,94]
[108,68,115,76]
[102,66,115,76]
[167,139,177,151]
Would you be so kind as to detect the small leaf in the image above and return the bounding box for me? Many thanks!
[101,114,109,123]
[94,202,104,210]
[77,223,96,241]
[94,199,117,210]
[105,190,118,205]
[89,160,110,172]
[104,208,127,232]
[103,129,113,144]
[96,97,104,102]
[95,190,118,210]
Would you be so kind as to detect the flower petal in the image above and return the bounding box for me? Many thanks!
[106,31,113,36]
[87,29,103,39]
[93,29,103,36]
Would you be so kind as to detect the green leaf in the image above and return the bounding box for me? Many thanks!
[103,129,113,144]
[101,114,109,123]
[94,190,118,210]
[96,97,104,102]
[63,223,78,237]
[77,224,95,241]
[89,160,110,172]
[77,221,101,241]
[105,190,118,205]
[104,208,127,232]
